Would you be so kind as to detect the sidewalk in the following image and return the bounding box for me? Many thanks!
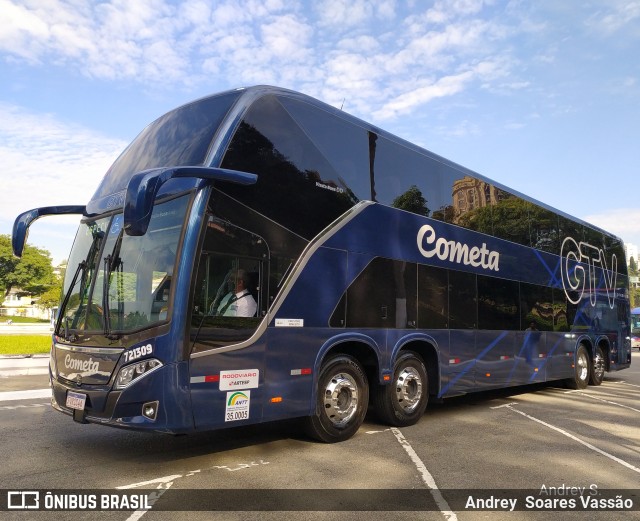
[0,323,52,335]
[0,354,49,377]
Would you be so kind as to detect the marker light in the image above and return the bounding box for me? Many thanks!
[115,359,162,390]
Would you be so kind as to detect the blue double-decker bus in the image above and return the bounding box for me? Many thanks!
[13,86,631,442]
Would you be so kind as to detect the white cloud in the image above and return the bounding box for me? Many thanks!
[0,103,125,221]
[585,0,640,35]
[0,0,534,123]
[0,103,126,262]
[582,208,640,247]
[314,0,376,29]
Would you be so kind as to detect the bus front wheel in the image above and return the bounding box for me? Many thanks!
[304,355,369,443]
[374,351,428,427]
[566,344,590,390]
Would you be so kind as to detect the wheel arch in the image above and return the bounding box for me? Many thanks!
[313,333,381,410]
[390,334,441,398]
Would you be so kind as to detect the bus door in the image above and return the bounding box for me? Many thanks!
[188,217,269,429]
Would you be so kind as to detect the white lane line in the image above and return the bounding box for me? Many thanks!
[576,392,640,413]
[391,427,458,520]
[501,404,640,474]
[0,389,50,401]
[0,402,48,411]
[608,381,640,388]
[117,475,184,489]
[118,474,183,521]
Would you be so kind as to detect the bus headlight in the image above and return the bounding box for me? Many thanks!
[115,359,163,390]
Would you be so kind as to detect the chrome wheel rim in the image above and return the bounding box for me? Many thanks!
[395,366,423,413]
[593,350,605,380]
[577,350,589,382]
[322,372,359,427]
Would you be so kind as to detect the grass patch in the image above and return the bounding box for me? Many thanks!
[1,316,49,324]
[0,335,52,355]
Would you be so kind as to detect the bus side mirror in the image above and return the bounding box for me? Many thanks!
[123,166,257,236]
[12,205,86,257]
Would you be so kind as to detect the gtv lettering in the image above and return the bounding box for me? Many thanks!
[560,237,617,309]
[417,224,500,271]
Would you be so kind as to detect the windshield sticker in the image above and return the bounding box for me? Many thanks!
[110,215,123,234]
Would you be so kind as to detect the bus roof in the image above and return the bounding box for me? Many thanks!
[86,85,622,244]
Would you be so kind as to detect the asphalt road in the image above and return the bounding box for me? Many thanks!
[1,351,639,520]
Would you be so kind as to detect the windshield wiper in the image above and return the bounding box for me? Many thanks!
[103,231,124,340]
[57,260,86,341]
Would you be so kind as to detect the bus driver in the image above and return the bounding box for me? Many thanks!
[211,269,257,317]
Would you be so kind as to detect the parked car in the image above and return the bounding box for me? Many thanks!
[632,328,640,350]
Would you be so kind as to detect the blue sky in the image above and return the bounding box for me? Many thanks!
[1,0,639,265]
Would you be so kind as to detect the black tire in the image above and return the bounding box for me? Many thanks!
[589,345,605,386]
[373,351,428,427]
[304,355,368,443]
[566,344,590,390]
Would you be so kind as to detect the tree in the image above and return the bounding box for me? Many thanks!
[391,185,430,216]
[38,282,63,310]
[0,234,56,298]
[630,256,637,276]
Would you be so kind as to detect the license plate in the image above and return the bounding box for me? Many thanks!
[66,391,86,411]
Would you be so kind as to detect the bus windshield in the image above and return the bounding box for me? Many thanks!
[58,195,190,337]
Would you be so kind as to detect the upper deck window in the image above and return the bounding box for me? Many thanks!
[93,90,241,200]
[220,94,363,239]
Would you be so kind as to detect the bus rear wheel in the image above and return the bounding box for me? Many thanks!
[589,345,605,386]
[374,351,428,427]
[566,344,590,390]
[304,355,368,443]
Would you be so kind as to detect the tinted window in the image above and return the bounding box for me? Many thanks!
[558,215,584,245]
[530,204,559,254]
[95,90,240,199]
[489,191,531,246]
[520,283,554,331]
[373,136,461,223]
[338,258,417,329]
[451,176,494,234]
[477,276,520,330]
[221,95,358,239]
[553,288,571,331]
[449,270,477,329]
[278,96,372,201]
[417,264,448,329]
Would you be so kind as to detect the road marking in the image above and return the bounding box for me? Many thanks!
[490,402,519,409]
[500,404,640,474]
[0,402,48,410]
[117,474,183,521]
[0,389,50,402]
[117,475,184,489]
[391,428,458,520]
[608,381,640,388]
[576,392,640,413]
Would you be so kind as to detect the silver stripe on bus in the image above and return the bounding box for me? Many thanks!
[54,344,123,355]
